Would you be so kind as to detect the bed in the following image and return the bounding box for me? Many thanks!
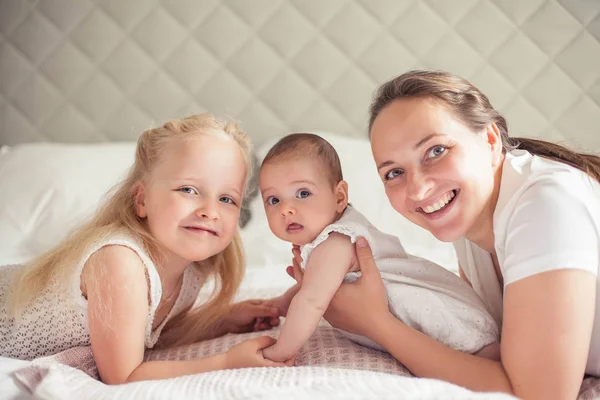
[1,134,599,399]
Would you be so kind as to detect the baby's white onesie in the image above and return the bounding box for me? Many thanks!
[300,206,499,353]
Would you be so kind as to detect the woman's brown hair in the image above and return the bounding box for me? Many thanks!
[369,70,600,182]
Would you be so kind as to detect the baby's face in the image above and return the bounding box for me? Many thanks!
[260,157,343,246]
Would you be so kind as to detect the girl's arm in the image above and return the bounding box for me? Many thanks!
[323,238,595,398]
[262,233,355,362]
[83,246,287,384]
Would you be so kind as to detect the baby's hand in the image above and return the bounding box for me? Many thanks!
[261,345,276,361]
[262,343,294,364]
[287,245,304,285]
[225,336,294,369]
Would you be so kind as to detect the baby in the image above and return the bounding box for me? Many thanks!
[259,133,500,362]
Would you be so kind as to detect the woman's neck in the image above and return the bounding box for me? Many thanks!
[465,155,505,254]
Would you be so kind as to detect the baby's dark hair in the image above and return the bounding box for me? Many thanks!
[261,133,343,188]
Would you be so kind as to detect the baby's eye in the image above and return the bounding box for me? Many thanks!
[427,145,447,159]
[219,196,235,205]
[384,169,403,181]
[267,196,280,206]
[179,187,198,195]
[296,190,311,199]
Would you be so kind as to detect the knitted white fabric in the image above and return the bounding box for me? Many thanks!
[10,278,522,400]
[300,206,499,354]
[0,232,204,360]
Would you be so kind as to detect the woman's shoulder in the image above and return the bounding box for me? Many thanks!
[497,150,600,222]
[505,149,598,189]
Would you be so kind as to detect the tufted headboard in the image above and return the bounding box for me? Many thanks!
[1,0,599,150]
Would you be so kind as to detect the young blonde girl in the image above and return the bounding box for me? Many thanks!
[0,114,290,384]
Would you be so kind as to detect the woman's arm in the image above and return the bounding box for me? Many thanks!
[263,233,354,362]
[320,238,595,398]
[500,269,594,398]
[84,246,287,384]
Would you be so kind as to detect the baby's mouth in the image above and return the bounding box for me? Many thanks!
[286,223,304,233]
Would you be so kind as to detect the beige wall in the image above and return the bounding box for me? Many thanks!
[1,0,599,151]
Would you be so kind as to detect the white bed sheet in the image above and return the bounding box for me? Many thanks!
[1,265,520,400]
[0,356,29,400]
[2,266,600,399]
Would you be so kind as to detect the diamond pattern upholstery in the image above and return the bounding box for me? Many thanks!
[1,0,599,150]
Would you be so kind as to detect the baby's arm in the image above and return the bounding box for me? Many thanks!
[263,233,355,362]
[268,283,301,316]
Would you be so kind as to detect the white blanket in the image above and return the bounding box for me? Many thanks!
[5,267,599,400]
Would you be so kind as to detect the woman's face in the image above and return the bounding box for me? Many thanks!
[370,98,502,243]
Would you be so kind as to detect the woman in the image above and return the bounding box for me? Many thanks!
[289,70,600,399]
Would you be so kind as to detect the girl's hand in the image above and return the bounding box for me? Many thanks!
[224,300,280,334]
[262,293,291,317]
[225,336,295,368]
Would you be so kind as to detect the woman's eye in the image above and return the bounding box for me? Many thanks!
[219,196,235,205]
[179,187,198,195]
[267,196,279,205]
[427,145,447,159]
[297,190,311,199]
[384,169,403,181]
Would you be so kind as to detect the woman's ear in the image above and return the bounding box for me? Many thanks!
[335,180,349,213]
[133,183,147,218]
[485,123,504,167]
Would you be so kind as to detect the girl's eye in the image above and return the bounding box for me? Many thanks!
[219,196,235,205]
[267,196,279,206]
[179,187,198,195]
[297,190,311,199]
[427,145,447,159]
[384,169,403,181]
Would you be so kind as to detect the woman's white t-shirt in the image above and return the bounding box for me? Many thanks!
[454,149,600,375]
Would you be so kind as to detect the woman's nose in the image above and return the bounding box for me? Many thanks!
[406,171,434,201]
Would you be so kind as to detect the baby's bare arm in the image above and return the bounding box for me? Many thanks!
[268,284,301,317]
[263,233,355,362]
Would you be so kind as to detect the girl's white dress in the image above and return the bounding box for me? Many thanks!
[0,232,204,360]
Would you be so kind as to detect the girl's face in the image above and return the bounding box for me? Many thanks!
[135,133,246,267]
[370,98,503,243]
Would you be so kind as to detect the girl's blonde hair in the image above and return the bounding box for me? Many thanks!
[369,70,600,182]
[10,113,252,347]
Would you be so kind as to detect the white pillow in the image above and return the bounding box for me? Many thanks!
[0,136,458,272]
[240,132,458,272]
[0,143,136,265]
